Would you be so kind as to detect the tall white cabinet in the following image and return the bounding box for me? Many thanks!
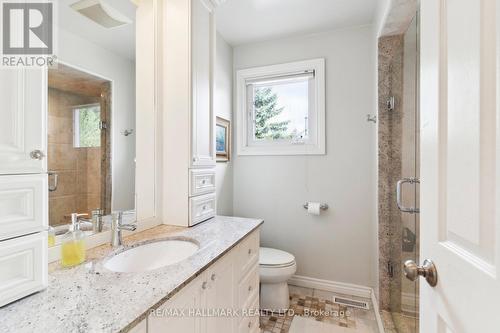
[0,68,48,307]
[163,0,217,226]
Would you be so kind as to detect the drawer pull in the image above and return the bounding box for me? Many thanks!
[202,205,208,211]
[211,273,216,281]
[248,248,252,255]
[202,281,208,290]
[248,285,253,292]
[248,321,252,328]
[201,179,207,185]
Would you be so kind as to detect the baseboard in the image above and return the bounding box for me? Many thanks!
[288,275,386,333]
[288,275,372,299]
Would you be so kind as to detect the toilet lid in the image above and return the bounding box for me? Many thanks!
[259,247,295,267]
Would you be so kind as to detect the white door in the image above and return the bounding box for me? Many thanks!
[419,0,500,332]
[0,68,47,174]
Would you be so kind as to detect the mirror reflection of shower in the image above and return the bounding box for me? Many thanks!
[47,64,112,235]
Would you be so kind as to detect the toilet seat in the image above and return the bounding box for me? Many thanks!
[259,247,295,268]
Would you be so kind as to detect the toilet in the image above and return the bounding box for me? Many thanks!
[259,247,297,312]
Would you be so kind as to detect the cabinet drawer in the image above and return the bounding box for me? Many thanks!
[237,295,260,333]
[189,193,216,226]
[238,265,259,308]
[189,169,216,196]
[0,174,48,241]
[236,230,259,279]
[0,232,48,307]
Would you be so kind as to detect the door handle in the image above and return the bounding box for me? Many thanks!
[30,149,45,160]
[48,171,58,192]
[396,178,420,213]
[404,259,438,287]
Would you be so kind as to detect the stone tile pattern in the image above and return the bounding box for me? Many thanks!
[0,216,263,333]
[260,286,379,333]
[378,35,404,313]
[100,83,112,215]
[381,310,418,333]
[48,88,103,226]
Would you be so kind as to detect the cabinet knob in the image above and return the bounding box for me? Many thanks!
[30,150,45,160]
[248,285,252,292]
[211,273,216,281]
[248,321,252,328]
[248,248,252,255]
[202,281,208,290]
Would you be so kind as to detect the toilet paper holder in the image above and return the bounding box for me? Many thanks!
[303,203,329,210]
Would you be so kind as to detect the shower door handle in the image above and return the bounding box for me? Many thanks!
[48,171,58,192]
[396,178,419,214]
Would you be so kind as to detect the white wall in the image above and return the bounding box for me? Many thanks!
[215,34,234,215]
[232,26,378,288]
[57,29,136,211]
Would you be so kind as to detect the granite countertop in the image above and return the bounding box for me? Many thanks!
[0,216,263,333]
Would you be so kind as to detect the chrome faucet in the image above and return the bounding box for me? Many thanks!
[111,211,137,247]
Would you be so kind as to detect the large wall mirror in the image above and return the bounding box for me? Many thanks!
[48,0,139,243]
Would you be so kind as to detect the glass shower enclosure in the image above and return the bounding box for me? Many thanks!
[378,13,420,333]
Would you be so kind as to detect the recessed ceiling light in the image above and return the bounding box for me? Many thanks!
[71,0,132,29]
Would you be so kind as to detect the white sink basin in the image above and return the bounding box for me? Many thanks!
[104,239,199,273]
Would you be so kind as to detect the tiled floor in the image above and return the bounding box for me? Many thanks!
[260,285,380,333]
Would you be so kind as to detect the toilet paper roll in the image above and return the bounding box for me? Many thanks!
[307,202,321,215]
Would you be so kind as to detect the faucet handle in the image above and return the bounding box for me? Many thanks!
[112,211,124,225]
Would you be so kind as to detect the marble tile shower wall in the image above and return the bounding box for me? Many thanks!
[48,88,102,226]
[378,35,404,312]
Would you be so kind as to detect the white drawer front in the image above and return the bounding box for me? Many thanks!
[189,169,216,196]
[236,230,259,279]
[238,265,259,308]
[0,174,48,241]
[237,295,260,333]
[0,232,48,307]
[189,193,216,226]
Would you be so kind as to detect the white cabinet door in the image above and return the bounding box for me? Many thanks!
[0,174,48,241]
[0,232,48,307]
[190,0,215,168]
[0,68,47,175]
[148,275,205,333]
[206,253,236,333]
[420,0,500,332]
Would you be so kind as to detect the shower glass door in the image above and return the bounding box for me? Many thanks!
[394,13,419,333]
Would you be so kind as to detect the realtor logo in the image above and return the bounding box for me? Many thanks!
[2,2,53,55]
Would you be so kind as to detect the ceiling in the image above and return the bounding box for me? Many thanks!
[49,63,110,97]
[58,0,136,60]
[216,0,378,46]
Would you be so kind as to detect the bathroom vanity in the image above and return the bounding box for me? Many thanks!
[0,216,262,333]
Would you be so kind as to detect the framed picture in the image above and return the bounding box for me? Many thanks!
[216,117,230,162]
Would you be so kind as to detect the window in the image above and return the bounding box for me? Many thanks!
[236,59,325,155]
[73,104,101,148]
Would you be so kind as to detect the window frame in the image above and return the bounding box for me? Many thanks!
[236,58,326,156]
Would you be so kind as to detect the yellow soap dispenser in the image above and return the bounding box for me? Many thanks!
[61,213,86,267]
